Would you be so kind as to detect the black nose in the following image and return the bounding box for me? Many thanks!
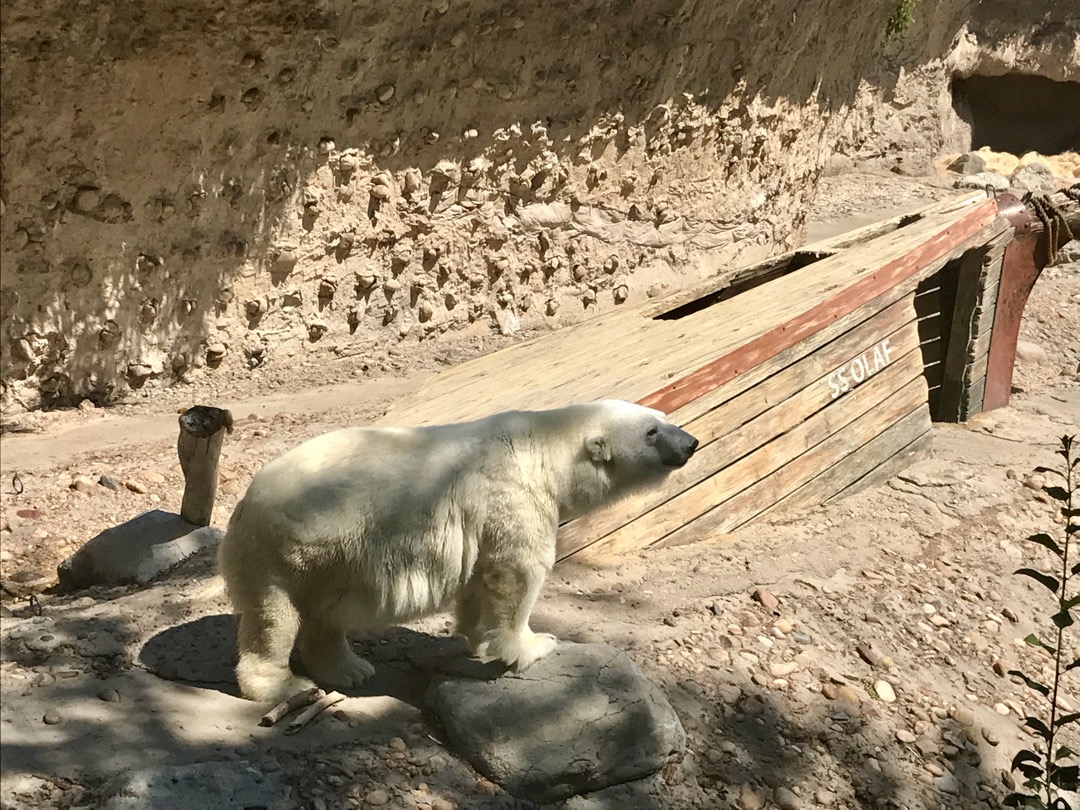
[659,424,700,467]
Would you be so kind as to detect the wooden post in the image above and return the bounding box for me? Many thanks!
[177,405,234,527]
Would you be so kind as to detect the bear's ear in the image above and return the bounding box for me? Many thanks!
[585,434,611,463]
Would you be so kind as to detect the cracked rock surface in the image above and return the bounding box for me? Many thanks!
[427,643,684,803]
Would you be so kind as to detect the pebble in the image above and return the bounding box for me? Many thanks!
[814,788,837,806]
[994,702,1010,715]
[873,680,896,703]
[70,475,96,494]
[981,727,1000,746]
[896,729,917,744]
[925,762,945,777]
[431,801,453,810]
[42,709,62,725]
[934,774,961,795]
[752,588,779,611]
[929,614,950,627]
[773,787,800,809]
[98,688,121,702]
[774,618,793,634]
[737,783,767,810]
[951,706,975,727]
[99,475,121,491]
[365,789,389,806]
[1002,607,1018,623]
[125,480,149,494]
[857,643,883,666]
[770,661,798,677]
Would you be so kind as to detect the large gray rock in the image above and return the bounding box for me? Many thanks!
[57,509,222,590]
[954,171,1009,192]
[1010,162,1057,193]
[99,761,287,810]
[947,152,987,175]
[427,642,685,804]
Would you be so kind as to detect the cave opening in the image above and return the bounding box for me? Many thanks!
[952,74,1080,155]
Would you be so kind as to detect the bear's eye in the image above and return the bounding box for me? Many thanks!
[646,427,658,439]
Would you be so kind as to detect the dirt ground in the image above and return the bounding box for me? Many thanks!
[1,172,1078,809]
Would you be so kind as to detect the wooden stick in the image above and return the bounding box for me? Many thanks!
[259,687,324,727]
[284,691,346,735]
[177,406,233,527]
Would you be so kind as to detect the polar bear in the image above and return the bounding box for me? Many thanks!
[218,400,699,702]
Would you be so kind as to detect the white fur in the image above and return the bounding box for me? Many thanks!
[218,400,680,702]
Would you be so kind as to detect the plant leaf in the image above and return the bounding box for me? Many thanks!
[1045,485,1070,502]
[1053,608,1076,630]
[1008,669,1050,697]
[1016,568,1061,593]
[1012,750,1042,769]
[1025,634,1059,657]
[1057,746,1076,760]
[1032,466,1067,479]
[1003,793,1040,808]
[1024,715,1053,740]
[1054,711,1080,728]
[1054,595,1080,630]
[1035,466,1065,479]
[1026,532,1065,557]
[1066,658,1080,672]
[1017,762,1044,780]
[1050,763,1079,791]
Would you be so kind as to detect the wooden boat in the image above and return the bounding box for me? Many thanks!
[380,188,1069,563]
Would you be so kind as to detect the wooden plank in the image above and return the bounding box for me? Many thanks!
[633,382,930,556]
[935,225,1014,422]
[641,193,986,320]
[382,200,1005,427]
[639,202,1003,414]
[560,345,927,561]
[938,245,989,421]
[667,283,923,426]
[724,404,930,536]
[826,426,933,504]
[554,309,922,556]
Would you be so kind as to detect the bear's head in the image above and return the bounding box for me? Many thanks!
[562,400,698,514]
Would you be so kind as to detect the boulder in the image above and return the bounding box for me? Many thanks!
[57,509,222,590]
[1010,162,1057,193]
[427,642,685,804]
[954,172,1009,192]
[947,153,987,175]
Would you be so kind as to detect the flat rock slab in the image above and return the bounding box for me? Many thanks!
[427,642,684,804]
[98,761,288,810]
[57,510,222,590]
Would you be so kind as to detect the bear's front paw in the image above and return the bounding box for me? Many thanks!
[303,649,376,690]
[477,630,558,671]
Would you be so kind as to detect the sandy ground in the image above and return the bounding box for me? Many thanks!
[1,172,1078,809]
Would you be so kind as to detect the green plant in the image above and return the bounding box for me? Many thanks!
[1006,435,1079,809]
[885,0,920,36]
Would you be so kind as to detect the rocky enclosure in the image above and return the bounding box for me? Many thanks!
[2,0,1076,412]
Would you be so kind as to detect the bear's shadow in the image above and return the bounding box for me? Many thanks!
[139,614,507,707]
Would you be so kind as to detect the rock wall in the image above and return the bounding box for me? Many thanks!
[0,0,1057,411]
[833,1,1080,173]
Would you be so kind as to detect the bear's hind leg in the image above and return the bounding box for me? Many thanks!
[474,564,557,671]
[296,614,376,690]
[235,584,315,702]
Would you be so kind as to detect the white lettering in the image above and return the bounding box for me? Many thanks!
[826,338,896,399]
[828,371,842,400]
[850,356,867,384]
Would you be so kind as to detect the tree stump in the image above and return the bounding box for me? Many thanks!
[177,406,234,527]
